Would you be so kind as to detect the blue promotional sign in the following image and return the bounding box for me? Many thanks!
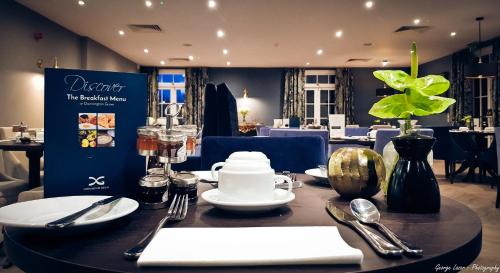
[44,68,147,197]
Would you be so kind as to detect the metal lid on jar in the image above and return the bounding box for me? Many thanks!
[158,129,186,141]
[170,172,198,187]
[137,126,160,136]
[139,175,169,188]
[147,168,165,175]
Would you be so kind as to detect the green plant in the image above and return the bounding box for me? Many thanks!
[369,42,455,119]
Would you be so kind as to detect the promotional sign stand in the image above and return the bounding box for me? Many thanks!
[44,68,147,197]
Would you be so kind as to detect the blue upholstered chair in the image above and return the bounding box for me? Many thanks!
[202,83,218,137]
[373,128,434,155]
[289,116,301,128]
[429,126,465,178]
[201,136,326,173]
[258,126,271,136]
[494,128,500,208]
[269,128,329,157]
[345,127,369,137]
[216,83,239,136]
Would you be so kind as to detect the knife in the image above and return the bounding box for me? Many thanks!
[325,200,403,258]
[46,196,122,229]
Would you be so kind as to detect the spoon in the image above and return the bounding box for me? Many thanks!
[350,198,423,257]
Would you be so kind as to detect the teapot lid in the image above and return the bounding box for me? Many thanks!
[228,151,269,160]
[221,160,272,172]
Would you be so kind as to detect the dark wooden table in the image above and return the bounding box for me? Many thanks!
[329,138,375,149]
[0,140,44,188]
[449,130,496,183]
[4,175,482,273]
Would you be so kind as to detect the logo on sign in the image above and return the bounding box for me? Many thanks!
[88,176,105,186]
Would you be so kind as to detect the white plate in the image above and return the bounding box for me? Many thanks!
[0,195,139,229]
[201,189,295,212]
[191,171,216,182]
[79,123,96,130]
[305,168,327,179]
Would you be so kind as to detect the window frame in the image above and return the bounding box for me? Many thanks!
[304,70,336,125]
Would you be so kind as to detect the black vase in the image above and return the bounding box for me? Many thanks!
[387,133,440,213]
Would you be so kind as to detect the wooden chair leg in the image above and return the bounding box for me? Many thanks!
[445,160,450,178]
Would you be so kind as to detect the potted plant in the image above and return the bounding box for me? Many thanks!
[369,42,455,213]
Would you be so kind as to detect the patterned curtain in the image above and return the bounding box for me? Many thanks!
[281,68,305,120]
[184,68,208,127]
[141,67,159,118]
[492,38,500,126]
[335,68,355,124]
[448,50,472,124]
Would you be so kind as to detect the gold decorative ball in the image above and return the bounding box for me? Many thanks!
[328,147,386,199]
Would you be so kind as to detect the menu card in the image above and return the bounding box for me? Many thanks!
[44,68,147,197]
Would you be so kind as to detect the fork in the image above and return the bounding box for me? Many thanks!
[123,194,188,260]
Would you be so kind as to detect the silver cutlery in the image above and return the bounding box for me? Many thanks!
[279,171,303,189]
[325,200,403,258]
[46,196,122,229]
[350,198,423,257]
[123,194,188,260]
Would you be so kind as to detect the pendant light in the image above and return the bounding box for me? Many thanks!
[464,17,497,79]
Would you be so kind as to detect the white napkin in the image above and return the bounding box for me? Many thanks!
[138,226,363,267]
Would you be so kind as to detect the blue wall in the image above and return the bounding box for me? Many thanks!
[208,68,283,125]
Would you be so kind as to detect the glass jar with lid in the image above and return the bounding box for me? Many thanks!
[138,175,169,209]
[136,126,160,156]
[173,125,198,156]
[169,172,199,204]
[157,129,187,163]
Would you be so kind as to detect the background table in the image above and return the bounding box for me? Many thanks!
[0,140,44,188]
[449,130,496,182]
[5,175,481,273]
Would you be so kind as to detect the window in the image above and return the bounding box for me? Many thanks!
[472,77,494,126]
[157,69,186,117]
[304,70,336,126]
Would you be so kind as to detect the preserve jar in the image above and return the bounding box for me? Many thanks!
[138,175,169,209]
[169,172,199,204]
[157,129,187,163]
[136,126,159,156]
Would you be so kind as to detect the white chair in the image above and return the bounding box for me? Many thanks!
[281,119,290,128]
[273,119,282,128]
[328,114,345,138]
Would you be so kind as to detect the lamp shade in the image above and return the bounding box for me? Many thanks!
[464,62,497,79]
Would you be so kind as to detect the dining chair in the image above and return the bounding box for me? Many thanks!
[216,83,239,136]
[373,128,434,155]
[268,128,329,157]
[494,128,500,208]
[345,127,369,137]
[201,83,218,137]
[429,126,464,178]
[289,116,301,128]
[201,136,326,173]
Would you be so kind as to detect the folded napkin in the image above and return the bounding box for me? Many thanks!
[138,226,363,267]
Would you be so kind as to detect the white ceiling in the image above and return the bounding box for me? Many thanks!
[17,0,500,67]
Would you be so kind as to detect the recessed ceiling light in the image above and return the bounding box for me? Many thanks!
[188,55,194,61]
[118,30,125,36]
[226,61,231,66]
[413,18,420,25]
[145,0,152,7]
[365,1,373,9]
[306,62,310,66]
[382,60,389,66]
[450,32,457,37]
[216,29,225,38]
[143,48,149,53]
[335,30,343,38]
[78,0,85,6]
[208,0,217,9]
[222,49,229,55]
[316,49,323,55]
[160,60,165,65]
